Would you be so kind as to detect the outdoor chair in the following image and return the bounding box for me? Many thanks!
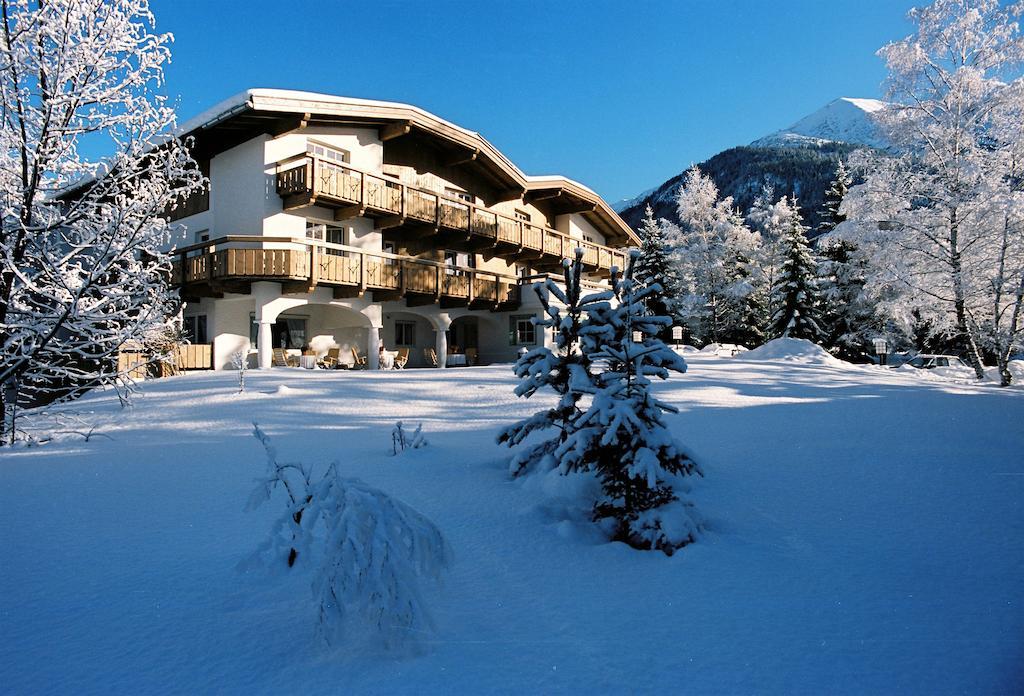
[394,347,410,369]
[465,347,478,366]
[320,347,342,369]
[351,346,368,369]
[423,347,438,367]
[272,347,298,367]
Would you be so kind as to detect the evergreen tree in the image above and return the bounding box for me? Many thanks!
[720,244,768,347]
[634,205,682,335]
[817,160,852,236]
[817,238,882,360]
[771,198,822,340]
[497,250,601,477]
[558,251,702,554]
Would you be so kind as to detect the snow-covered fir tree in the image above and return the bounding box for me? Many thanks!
[558,251,702,554]
[496,251,601,476]
[633,205,683,338]
[817,160,852,236]
[816,238,883,360]
[746,184,787,336]
[771,198,822,340]
[720,243,769,347]
[0,0,205,442]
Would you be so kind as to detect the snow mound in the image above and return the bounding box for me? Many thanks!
[735,338,845,365]
[698,343,748,357]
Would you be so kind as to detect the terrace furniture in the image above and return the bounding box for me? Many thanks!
[272,348,299,367]
[320,348,342,369]
[446,353,467,367]
[394,347,410,369]
[465,348,478,366]
[380,350,397,370]
[424,348,438,367]
[351,346,368,369]
[299,354,317,369]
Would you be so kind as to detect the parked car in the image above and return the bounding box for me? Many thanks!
[902,354,968,370]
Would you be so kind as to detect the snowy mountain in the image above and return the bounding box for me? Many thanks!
[750,97,889,149]
[617,97,887,235]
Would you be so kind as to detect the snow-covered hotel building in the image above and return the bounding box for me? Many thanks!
[169,90,637,370]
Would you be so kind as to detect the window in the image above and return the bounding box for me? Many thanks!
[444,250,475,275]
[183,315,208,344]
[583,234,595,243]
[445,187,472,203]
[306,222,347,255]
[394,320,416,347]
[306,141,349,165]
[510,314,537,346]
[196,229,210,243]
[514,209,531,222]
[382,241,397,266]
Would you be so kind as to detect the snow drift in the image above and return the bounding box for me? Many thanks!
[735,337,846,365]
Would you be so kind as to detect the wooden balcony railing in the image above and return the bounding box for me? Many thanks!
[171,236,521,308]
[275,158,627,273]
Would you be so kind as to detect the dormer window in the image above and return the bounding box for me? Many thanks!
[307,141,350,165]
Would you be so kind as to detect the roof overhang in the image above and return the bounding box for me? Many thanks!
[180,89,637,247]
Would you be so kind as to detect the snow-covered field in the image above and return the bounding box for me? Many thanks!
[2,349,1023,694]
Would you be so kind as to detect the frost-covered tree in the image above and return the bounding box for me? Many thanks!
[817,160,852,236]
[0,0,205,442]
[720,242,768,347]
[497,250,602,476]
[558,251,702,554]
[633,205,682,337]
[674,167,762,344]
[816,238,883,360]
[841,0,1024,380]
[746,184,789,334]
[231,349,248,393]
[244,424,450,650]
[771,198,822,340]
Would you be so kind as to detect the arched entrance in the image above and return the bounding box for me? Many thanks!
[447,315,479,359]
[254,288,378,368]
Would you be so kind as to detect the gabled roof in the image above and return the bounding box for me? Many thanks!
[181,89,638,246]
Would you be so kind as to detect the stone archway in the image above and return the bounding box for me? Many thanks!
[253,282,380,368]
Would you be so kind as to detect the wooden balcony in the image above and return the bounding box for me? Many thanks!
[275,158,627,274]
[171,236,521,310]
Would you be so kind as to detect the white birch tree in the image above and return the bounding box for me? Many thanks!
[841,0,1024,380]
[0,0,204,441]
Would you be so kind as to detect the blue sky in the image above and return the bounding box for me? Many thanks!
[153,1,913,203]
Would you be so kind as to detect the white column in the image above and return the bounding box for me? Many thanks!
[435,327,448,369]
[257,321,273,369]
[368,325,380,370]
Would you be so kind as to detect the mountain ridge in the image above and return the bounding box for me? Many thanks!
[615,97,885,236]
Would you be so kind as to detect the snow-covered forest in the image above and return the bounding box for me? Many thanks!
[641,0,1024,385]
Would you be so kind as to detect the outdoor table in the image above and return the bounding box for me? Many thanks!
[299,355,316,369]
[446,353,467,367]
[380,350,397,369]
